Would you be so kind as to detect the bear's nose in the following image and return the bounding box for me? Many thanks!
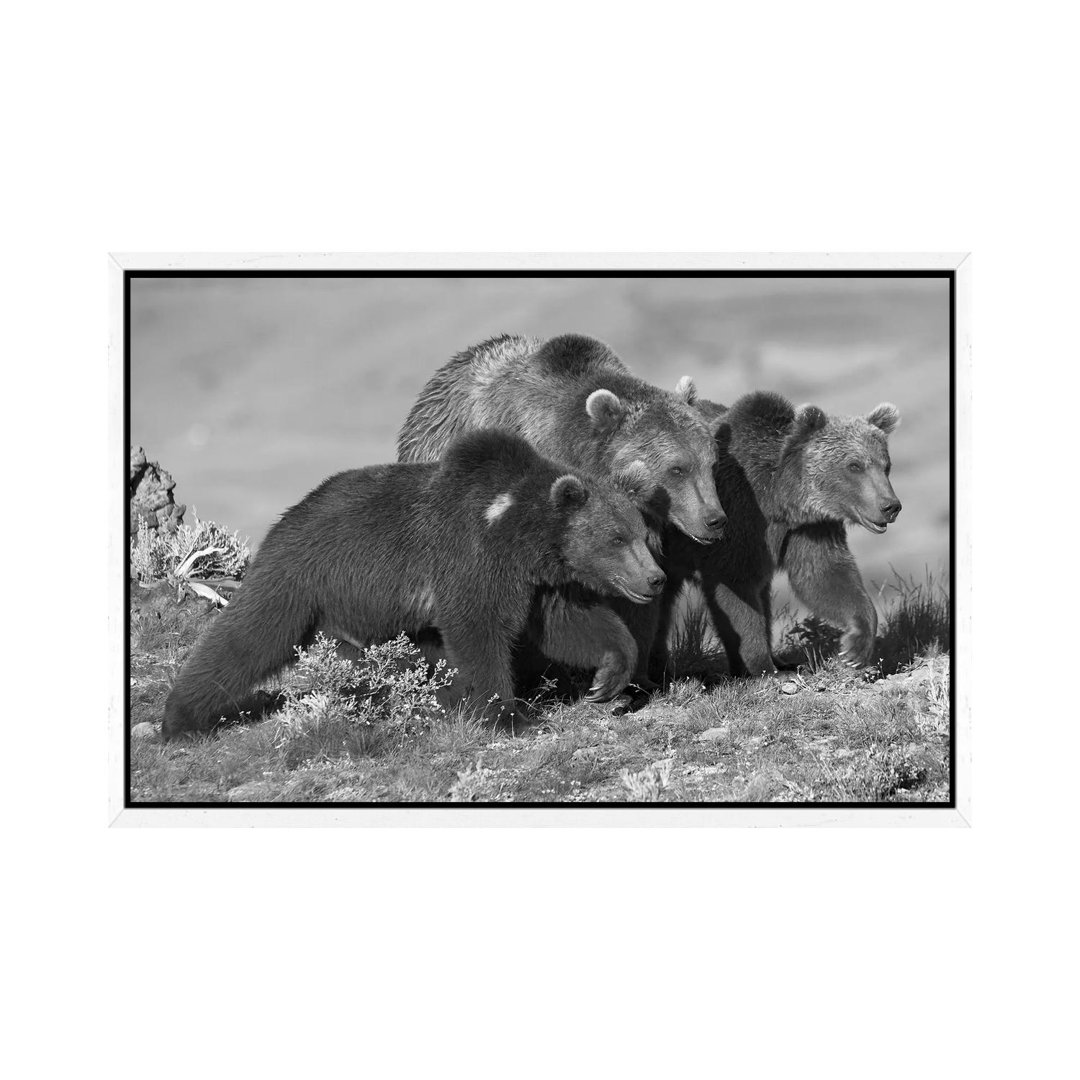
[648,572,667,592]
[704,510,725,530]
[881,499,902,521]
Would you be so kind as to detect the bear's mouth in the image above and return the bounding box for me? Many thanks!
[614,578,655,604]
[857,515,889,534]
[670,516,718,545]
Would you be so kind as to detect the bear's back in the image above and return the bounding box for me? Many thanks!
[256,462,435,565]
[399,334,634,464]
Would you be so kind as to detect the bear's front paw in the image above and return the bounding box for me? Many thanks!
[585,652,634,703]
[839,620,875,669]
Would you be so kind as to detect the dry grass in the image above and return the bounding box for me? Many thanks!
[129,574,951,805]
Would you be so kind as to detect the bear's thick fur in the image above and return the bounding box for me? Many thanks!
[400,333,725,540]
[397,334,725,691]
[161,429,664,739]
[656,391,901,676]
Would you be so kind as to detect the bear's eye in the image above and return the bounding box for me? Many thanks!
[611,535,626,547]
[669,465,684,477]
[848,461,864,473]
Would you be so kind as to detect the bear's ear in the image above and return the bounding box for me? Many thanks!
[792,403,828,438]
[675,375,697,405]
[867,402,901,435]
[585,389,628,433]
[550,474,589,510]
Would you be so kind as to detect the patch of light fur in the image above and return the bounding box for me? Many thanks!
[415,585,436,616]
[485,493,514,524]
[471,335,541,391]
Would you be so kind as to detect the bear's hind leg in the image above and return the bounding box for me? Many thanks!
[162,586,316,740]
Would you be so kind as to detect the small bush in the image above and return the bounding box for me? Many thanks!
[619,758,674,801]
[130,510,250,593]
[271,633,457,766]
[776,615,843,670]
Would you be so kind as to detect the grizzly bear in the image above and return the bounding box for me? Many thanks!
[398,333,725,693]
[161,429,664,740]
[655,392,902,677]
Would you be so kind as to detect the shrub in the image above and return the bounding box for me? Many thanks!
[619,758,674,801]
[271,633,457,766]
[130,510,251,601]
[776,615,843,670]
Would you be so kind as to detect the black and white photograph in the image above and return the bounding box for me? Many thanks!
[15,2,1080,1074]
[121,260,958,815]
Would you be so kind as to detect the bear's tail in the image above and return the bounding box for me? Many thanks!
[161,578,316,740]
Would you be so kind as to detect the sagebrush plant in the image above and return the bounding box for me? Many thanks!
[129,510,250,591]
[282,632,367,701]
[619,758,674,801]
[272,633,457,765]
[777,615,843,670]
[351,633,456,734]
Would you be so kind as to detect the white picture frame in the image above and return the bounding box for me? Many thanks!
[110,252,970,827]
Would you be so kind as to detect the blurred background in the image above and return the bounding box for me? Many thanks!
[130,275,950,594]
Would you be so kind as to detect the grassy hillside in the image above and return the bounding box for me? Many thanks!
[129,575,951,806]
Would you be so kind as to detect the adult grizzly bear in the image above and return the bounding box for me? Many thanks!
[398,333,725,693]
[656,392,901,677]
[161,430,664,740]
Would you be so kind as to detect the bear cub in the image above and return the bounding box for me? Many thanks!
[161,429,664,739]
[658,391,901,678]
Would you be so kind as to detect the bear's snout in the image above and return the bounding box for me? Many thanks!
[647,572,667,595]
[881,498,902,522]
[704,507,726,531]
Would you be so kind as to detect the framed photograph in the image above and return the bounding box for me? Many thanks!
[111,254,969,826]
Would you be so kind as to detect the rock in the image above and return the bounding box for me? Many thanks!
[129,445,186,535]
[129,446,146,478]
[781,680,799,695]
[130,721,158,741]
[697,726,729,743]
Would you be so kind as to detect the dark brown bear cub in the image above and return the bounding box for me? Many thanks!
[161,430,663,740]
[657,392,901,678]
